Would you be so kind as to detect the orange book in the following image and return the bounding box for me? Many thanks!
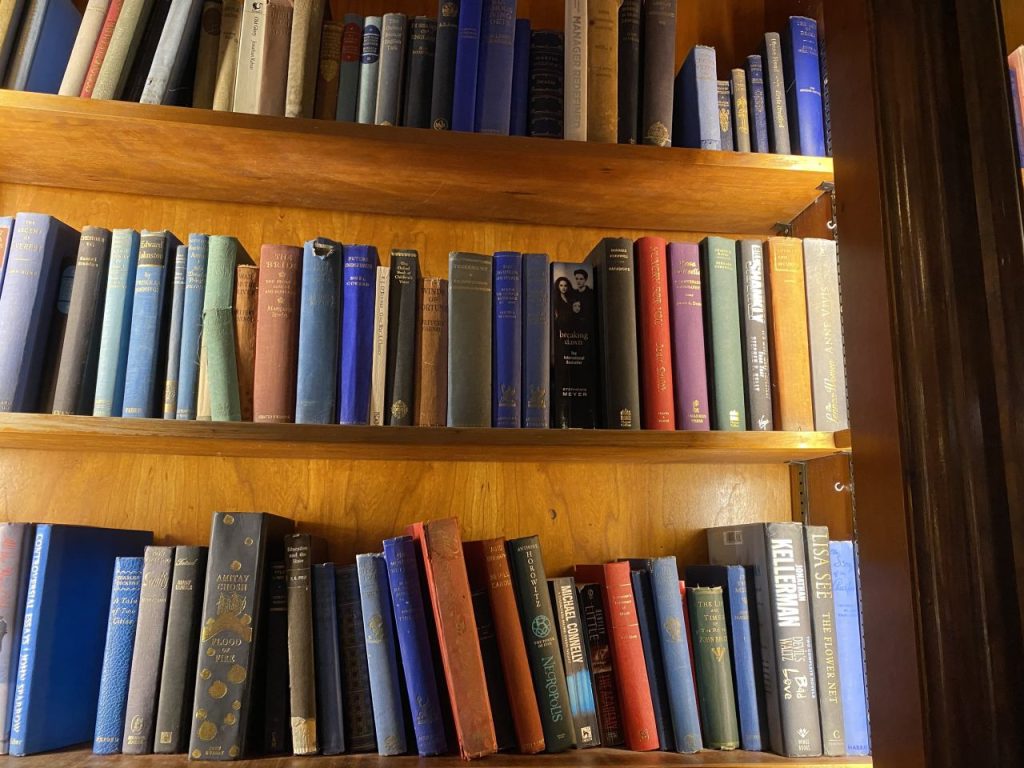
[765,236,814,430]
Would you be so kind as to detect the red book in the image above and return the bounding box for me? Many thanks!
[80,0,125,97]
[575,562,659,751]
[634,236,676,429]
[253,245,302,423]
[406,519,498,760]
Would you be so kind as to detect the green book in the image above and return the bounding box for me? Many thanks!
[700,236,747,430]
[201,236,240,421]
[687,586,740,750]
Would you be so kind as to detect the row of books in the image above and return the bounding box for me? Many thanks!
[0,213,848,431]
[0,516,870,758]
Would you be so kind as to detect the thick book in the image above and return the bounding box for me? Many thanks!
[160,245,188,419]
[93,228,139,416]
[3,0,80,93]
[509,18,529,135]
[0,524,33,755]
[369,265,390,426]
[200,235,240,422]
[640,0,675,146]
[474,0,517,135]
[732,68,751,151]
[189,0,220,108]
[312,564,344,755]
[586,0,616,143]
[528,29,562,138]
[468,560,517,751]
[585,238,640,429]
[687,586,740,749]
[255,0,293,115]
[121,546,174,754]
[577,583,623,746]
[429,0,459,130]
[10,525,151,756]
[617,0,639,143]
[374,13,406,126]
[210,0,242,110]
[285,533,324,755]
[231,0,266,113]
[738,239,773,431]
[406,518,497,759]
[626,562,673,751]
[252,244,301,423]
[313,20,342,119]
[414,277,448,426]
[717,80,734,150]
[674,47,720,150]
[550,577,600,748]
[338,245,379,424]
[550,261,597,428]
[667,242,710,430]
[831,541,869,756]
[762,32,791,154]
[384,250,419,426]
[521,253,550,428]
[188,512,292,760]
[119,0,173,102]
[765,236,814,430]
[59,0,110,95]
[174,234,208,419]
[333,15,361,121]
[783,17,826,157]
[355,16,381,124]
[803,238,849,430]
[402,16,436,128]
[139,0,205,104]
[262,562,289,754]
[745,55,770,152]
[492,251,522,427]
[90,0,155,99]
[92,556,145,755]
[296,237,342,424]
[563,0,585,141]
[78,0,124,97]
[451,0,483,131]
[233,264,258,421]
[52,227,112,415]
[335,564,377,753]
[447,252,492,426]
[283,0,326,118]
[383,537,446,755]
[701,236,746,430]
[805,528,846,756]
[152,546,207,754]
[634,236,675,429]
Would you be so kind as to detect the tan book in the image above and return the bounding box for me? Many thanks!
[766,236,814,431]
[211,0,242,110]
[91,0,155,99]
[369,265,390,426]
[257,0,293,115]
[563,0,587,141]
[284,0,325,118]
[233,265,259,421]
[59,0,112,95]
[191,0,223,108]
[586,0,618,143]
[414,277,448,427]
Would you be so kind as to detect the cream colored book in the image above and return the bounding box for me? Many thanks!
[564,0,588,141]
[369,265,390,426]
[231,0,266,113]
[91,0,155,99]
[59,0,111,95]
[211,0,242,111]
[284,0,324,118]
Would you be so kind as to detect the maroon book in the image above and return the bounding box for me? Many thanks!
[667,242,711,430]
[253,245,301,422]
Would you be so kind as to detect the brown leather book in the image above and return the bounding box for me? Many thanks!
[234,265,259,421]
[414,277,448,426]
[765,236,814,430]
[253,245,302,423]
[587,0,618,143]
[314,20,344,120]
[258,0,295,116]
[463,538,546,754]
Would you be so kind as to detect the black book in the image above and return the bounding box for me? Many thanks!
[375,13,408,125]
[262,562,290,754]
[737,240,773,430]
[625,559,674,752]
[447,252,492,427]
[577,584,624,746]
[528,30,563,138]
[467,567,516,750]
[153,546,208,754]
[122,546,174,754]
[584,238,640,429]
[384,249,420,425]
[618,0,641,144]
[335,564,377,753]
[403,17,437,128]
[550,261,597,428]
[285,533,327,755]
[37,244,77,414]
[121,0,174,102]
[313,564,345,755]
[430,0,460,130]
[549,577,600,749]
[51,227,111,415]
[640,0,676,146]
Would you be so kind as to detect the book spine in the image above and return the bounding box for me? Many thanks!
[687,586,740,749]
[577,584,623,746]
[528,30,562,138]
[152,546,207,754]
[666,242,710,430]
[550,578,600,748]
[784,17,826,156]
[312,565,343,755]
[233,264,258,421]
[122,232,172,419]
[140,0,206,105]
[738,240,773,430]
[586,0,616,143]
[640,0,674,146]
[174,234,208,419]
[550,261,598,428]
[451,0,483,131]
[60,0,111,95]
[210,0,242,109]
[674,45,719,150]
[1012,69,1024,167]
[634,236,675,429]
[474,0,517,135]
[509,19,530,135]
[717,80,734,150]
[492,251,522,427]
[0,217,12,296]
[721,566,766,751]
[384,251,419,426]
[161,245,188,419]
[335,564,377,753]
[121,0,173,102]
[414,277,448,426]
[701,236,747,430]
[284,0,326,118]
[355,16,381,124]
[563,0,586,141]
[191,0,221,108]
[80,0,126,97]
[766,237,814,430]
[402,16,436,128]
[469,563,517,750]
[262,562,289,754]
[374,13,406,126]
[0,524,32,755]
[368,265,390,426]
[746,55,770,152]
[313,20,342,119]
[339,245,379,424]
[8,527,50,755]
[93,229,139,416]
[763,32,791,154]
[630,567,673,750]
[37,249,76,415]
[255,0,293,115]
[617,0,639,143]
[285,534,318,754]
[520,253,550,428]
[333,14,362,121]
[92,0,158,100]
[732,68,751,152]
[253,244,301,423]
[447,252,492,426]
[805,528,846,756]
[803,238,848,430]
[831,541,869,755]
[356,553,407,756]
[232,0,266,113]
[430,0,460,130]
[296,238,342,424]
[205,307,240,421]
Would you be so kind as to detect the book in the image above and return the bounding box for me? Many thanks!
[330,14,359,121]
[189,512,293,760]
[79,0,124,97]
[338,245,379,424]
[528,29,562,138]
[92,556,144,755]
[36,249,75,415]
[803,238,849,430]
[474,0,517,135]
[492,251,522,427]
[634,236,675,429]
[549,577,600,748]
[161,245,188,419]
[284,0,325,117]
[765,236,814,430]
[617,0,639,143]
[640,0,675,146]
[831,541,869,756]
[414,277,448,426]
[506,536,575,752]
[0,524,33,756]
[451,0,483,131]
[190,0,220,108]
[313,20,341,119]
[550,261,597,428]
[3,0,80,93]
[585,238,640,429]
[201,235,240,422]
[262,562,289,754]
[804,527,846,756]
[626,562,673,751]
[738,239,773,431]
[384,250,419,426]
[447,252,492,426]
[374,13,407,126]
[355,15,381,124]
[509,18,529,135]
[232,0,266,113]
[252,244,301,423]
[520,253,550,428]
[369,265,390,426]
[762,32,791,154]
[429,0,459,130]
[586,0,616,143]
[139,0,205,104]
[296,237,342,424]
[467,560,517,751]
[233,264,258,421]
[402,16,436,128]
[718,80,734,150]
[255,0,293,115]
[152,546,207,754]
[121,546,174,754]
[90,0,155,99]
[687,586,740,749]
[335,564,377,753]
[174,233,208,420]
[211,0,242,110]
[59,0,110,95]
[285,533,323,755]
[10,525,152,756]
[563,0,586,141]
[666,242,710,430]
[0,0,26,83]
[312,564,344,755]
[0,216,13,296]
[745,55,770,152]
[576,583,623,746]
[732,68,751,151]
[701,236,746,430]
[120,0,173,102]
[93,228,139,416]
[784,17,826,156]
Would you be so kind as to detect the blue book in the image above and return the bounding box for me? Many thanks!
[509,18,530,135]
[474,0,518,134]
[549,576,600,748]
[673,45,721,150]
[9,524,151,756]
[492,251,522,427]
[1011,69,1024,168]
[93,229,140,417]
[521,252,549,428]
[0,216,14,297]
[296,238,343,424]
[831,541,870,756]
[745,55,770,153]
[338,245,379,425]
[355,553,407,756]
[627,561,674,751]
[3,0,80,93]
[382,536,446,756]
[0,213,78,413]
[783,16,826,157]
[122,231,180,419]
[451,0,484,131]
[92,556,144,755]
[174,234,208,420]
[313,564,345,755]
[649,558,703,753]
[161,244,188,419]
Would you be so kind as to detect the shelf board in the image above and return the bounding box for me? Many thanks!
[0,413,850,463]
[0,91,833,233]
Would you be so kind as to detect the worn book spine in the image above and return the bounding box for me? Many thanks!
[80,0,125,97]
[160,244,188,419]
[89,0,155,99]
[731,68,751,152]
[199,235,239,421]
[509,19,529,135]
[252,244,301,423]
[384,250,419,426]
[520,253,549,428]
[447,252,492,426]
[469,562,517,751]
[312,565,343,755]
[805,528,846,756]
[765,236,813,430]
[190,0,221,107]
[577,583,623,746]
[830,541,869,756]
[255,0,292,115]
[666,242,710,430]
[313,20,342,119]
[492,251,522,427]
[717,80,734,150]
[296,238,342,424]
[284,0,326,118]
[174,233,207,419]
[640,0,675,146]
[152,546,207,754]
[374,13,406,125]
[474,0,516,135]
[262,562,289,754]
[37,249,76,415]
[402,16,436,128]
[738,239,773,431]
[617,0,639,143]
[784,17,826,156]
[673,44,719,150]
[414,277,448,426]
[430,0,459,130]
[762,32,791,154]
[355,16,381,124]
[528,29,562,138]
[232,264,257,421]
[550,577,599,748]
[585,0,616,143]
[563,0,586,141]
[93,228,139,416]
[0,524,33,755]
[687,586,740,749]
[285,534,318,755]
[745,54,770,152]
[333,14,362,121]
[635,236,675,429]
[701,236,746,430]
[368,265,390,426]
[139,0,206,104]
[335,564,377,753]
[339,245,379,424]
[120,0,173,102]
[803,237,848,430]
[628,564,672,751]
[59,0,111,95]
[451,0,482,131]
[210,0,242,109]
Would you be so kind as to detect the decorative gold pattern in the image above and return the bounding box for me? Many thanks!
[209,680,228,699]
[228,745,240,757]
[367,613,385,643]
[227,663,246,684]
[390,400,409,420]
[200,592,253,642]
[664,617,682,642]
[223,515,234,525]
[244,536,253,546]
[197,720,217,741]
[230,560,241,571]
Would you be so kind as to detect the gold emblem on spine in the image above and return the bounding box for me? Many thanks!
[664,617,682,642]
[196,708,207,719]
[390,400,409,420]
[619,408,633,428]
[223,515,234,525]
[192,749,202,758]
[227,663,246,684]
[498,384,517,407]
[719,106,730,133]
[197,721,218,741]
[712,646,727,663]
[367,614,385,643]
[201,593,253,642]
[646,121,670,147]
[228,745,240,757]
[201,666,212,678]
[528,386,547,409]
[232,700,241,711]
[244,536,254,546]
[209,680,228,699]
[230,560,241,571]
[223,713,237,726]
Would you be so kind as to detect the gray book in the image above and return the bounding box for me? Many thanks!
[738,239,773,431]
[731,68,751,152]
[803,238,849,430]
[447,252,491,427]
[804,526,846,756]
[0,524,34,755]
[374,12,406,126]
[762,32,791,154]
[356,15,381,124]
[140,0,204,104]
[335,13,362,121]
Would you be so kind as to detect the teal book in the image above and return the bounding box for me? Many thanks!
[93,229,141,416]
[202,236,240,421]
[700,236,747,430]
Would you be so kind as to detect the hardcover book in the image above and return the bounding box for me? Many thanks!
[745,55,770,152]
[640,0,675,146]
[667,242,710,430]
[586,0,617,143]
[686,586,740,749]
[521,253,550,428]
[509,18,530,135]
[0,216,13,295]
[414,277,448,426]
[312,564,344,755]
[339,245,380,425]
[492,251,522,427]
[335,14,363,121]
[783,16,827,156]
[313,20,342,119]
[634,237,675,429]
[231,0,266,113]
[89,0,153,100]
[161,245,188,419]
[731,68,751,152]
[528,29,562,138]
[805,527,846,756]
[263,562,289,754]
[174,233,208,420]
[738,239,773,431]
[803,238,849,430]
[765,237,814,430]
[255,0,293,115]
[369,265,390,426]
[701,236,747,430]
[374,13,407,126]
[3,0,80,93]
[576,583,623,746]
[468,563,517,750]
[189,0,220,108]
[296,237,342,424]
[474,0,517,135]
[210,0,242,110]
[285,533,325,755]
[384,250,420,426]
[762,32,791,154]
[430,0,460,130]
[59,0,109,95]
[284,0,326,117]
[447,252,492,427]
[626,561,673,751]
[451,0,483,131]
[253,245,301,423]
[119,0,173,102]
[0,524,33,756]
[550,261,597,428]
[355,15,381,124]
[718,80,734,150]
[138,0,205,104]
[335,564,377,753]
[200,235,240,422]
[36,249,75,415]
[831,541,870,756]
[93,228,139,417]
[617,0,640,143]
[549,577,599,748]
[403,16,437,128]
[562,0,586,141]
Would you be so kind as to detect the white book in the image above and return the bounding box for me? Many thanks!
[231,0,266,113]
[58,0,110,95]
[564,0,587,141]
[369,265,390,426]
[140,0,205,104]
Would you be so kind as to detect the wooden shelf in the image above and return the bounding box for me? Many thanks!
[0,91,833,233]
[0,413,849,463]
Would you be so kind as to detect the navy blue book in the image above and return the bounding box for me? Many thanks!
[296,237,343,424]
[338,245,379,425]
[521,253,549,428]
[451,0,484,131]
[92,556,144,755]
[430,0,460,130]
[93,230,140,417]
[474,0,518,134]
[383,536,447,756]
[745,55,770,153]
[492,251,522,427]
[162,244,188,419]
[122,230,180,419]
[356,553,407,755]
[9,525,152,756]
[174,234,208,420]
[1012,69,1024,167]
[0,213,78,413]
[718,81,734,150]
[673,45,721,150]
[313,564,345,755]
[627,561,674,751]
[831,541,870,756]
[509,18,530,135]
[335,564,377,753]
[783,16,826,156]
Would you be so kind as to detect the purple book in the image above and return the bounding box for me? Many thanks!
[667,243,710,430]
